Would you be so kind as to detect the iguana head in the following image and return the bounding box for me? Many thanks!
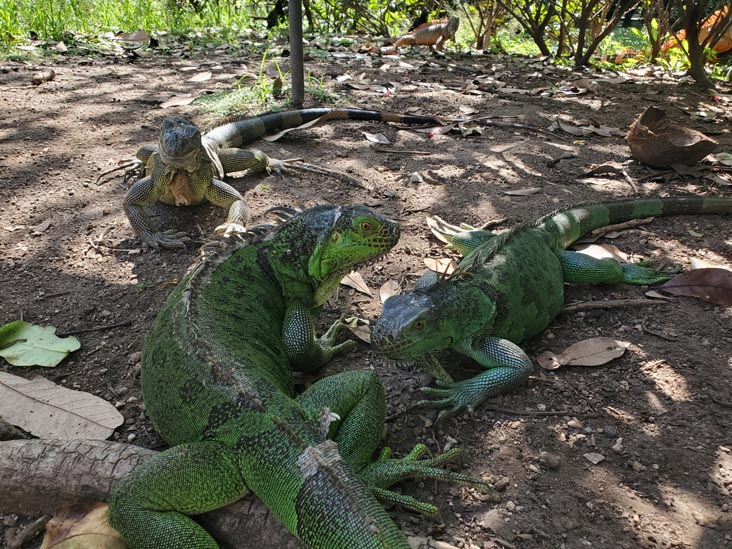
[373,280,494,360]
[307,205,400,281]
[158,117,202,171]
[266,205,400,306]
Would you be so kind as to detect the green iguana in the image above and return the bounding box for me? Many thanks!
[393,16,459,52]
[372,197,732,421]
[118,109,446,251]
[109,204,487,548]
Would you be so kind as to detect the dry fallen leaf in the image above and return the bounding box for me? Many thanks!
[424,258,457,276]
[503,187,541,196]
[363,132,390,145]
[659,268,732,306]
[159,94,196,108]
[0,371,123,439]
[187,71,212,82]
[379,280,401,303]
[344,317,371,343]
[41,502,125,549]
[689,258,731,271]
[340,271,372,296]
[574,243,630,263]
[537,337,630,370]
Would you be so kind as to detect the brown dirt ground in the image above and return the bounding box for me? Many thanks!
[1,43,731,549]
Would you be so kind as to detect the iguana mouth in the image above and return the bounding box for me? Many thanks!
[159,147,199,170]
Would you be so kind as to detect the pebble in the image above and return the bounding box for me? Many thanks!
[505,501,516,512]
[584,452,605,465]
[567,418,583,430]
[127,433,136,442]
[539,451,562,470]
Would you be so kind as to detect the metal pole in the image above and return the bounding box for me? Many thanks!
[289,0,305,108]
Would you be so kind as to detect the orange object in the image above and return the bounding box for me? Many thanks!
[661,7,732,55]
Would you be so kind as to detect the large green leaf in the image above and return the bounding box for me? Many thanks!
[0,321,80,367]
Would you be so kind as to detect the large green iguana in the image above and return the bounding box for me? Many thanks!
[372,197,732,421]
[109,204,488,548]
[119,109,446,250]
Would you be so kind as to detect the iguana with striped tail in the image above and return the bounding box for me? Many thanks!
[372,197,732,421]
[109,204,488,548]
[113,108,446,251]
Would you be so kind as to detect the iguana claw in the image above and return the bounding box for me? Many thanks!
[96,158,145,185]
[319,319,357,357]
[144,229,192,251]
[359,443,493,515]
[418,379,486,423]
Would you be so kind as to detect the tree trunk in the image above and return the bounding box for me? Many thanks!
[0,439,301,549]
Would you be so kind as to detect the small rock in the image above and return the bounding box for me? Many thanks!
[567,418,583,430]
[443,435,458,452]
[128,351,142,364]
[505,501,516,512]
[537,403,547,411]
[127,433,137,442]
[539,451,562,470]
[631,461,645,472]
[584,452,605,465]
[492,477,510,492]
[611,438,624,454]
[603,424,618,437]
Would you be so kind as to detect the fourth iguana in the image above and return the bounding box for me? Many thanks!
[373,197,732,421]
[120,108,446,250]
[109,204,487,548]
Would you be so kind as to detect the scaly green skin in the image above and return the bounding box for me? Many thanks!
[123,108,446,250]
[109,204,487,548]
[373,197,732,421]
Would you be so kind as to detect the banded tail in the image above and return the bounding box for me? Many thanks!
[541,196,732,250]
[205,108,446,149]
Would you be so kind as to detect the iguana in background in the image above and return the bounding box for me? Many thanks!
[116,108,447,250]
[373,197,732,421]
[109,204,488,548]
[393,16,460,52]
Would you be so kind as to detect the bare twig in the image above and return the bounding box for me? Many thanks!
[58,319,133,337]
[374,147,432,156]
[563,298,662,313]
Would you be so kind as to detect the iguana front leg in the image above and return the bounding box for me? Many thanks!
[206,179,248,237]
[418,337,533,422]
[123,175,192,250]
[282,302,356,371]
[297,370,491,516]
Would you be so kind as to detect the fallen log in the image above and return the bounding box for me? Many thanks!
[0,439,301,548]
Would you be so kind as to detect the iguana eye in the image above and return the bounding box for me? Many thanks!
[359,221,373,232]
[413,319,425,330]
[331,231,342,243]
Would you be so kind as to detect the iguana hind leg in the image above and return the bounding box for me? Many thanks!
[419,337,533,422]
[298,370,490,516]
[109,441,250,549]
[559,250,677,285]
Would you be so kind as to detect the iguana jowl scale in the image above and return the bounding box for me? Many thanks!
[373,197,732,421]
[110,204,487,548]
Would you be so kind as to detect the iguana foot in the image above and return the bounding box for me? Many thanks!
[319,319,357,357]
[623,261,681,285]
[359,444,493,515]
[143,229,192,251]
[418,378,489,422]
[96,158,145,185]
